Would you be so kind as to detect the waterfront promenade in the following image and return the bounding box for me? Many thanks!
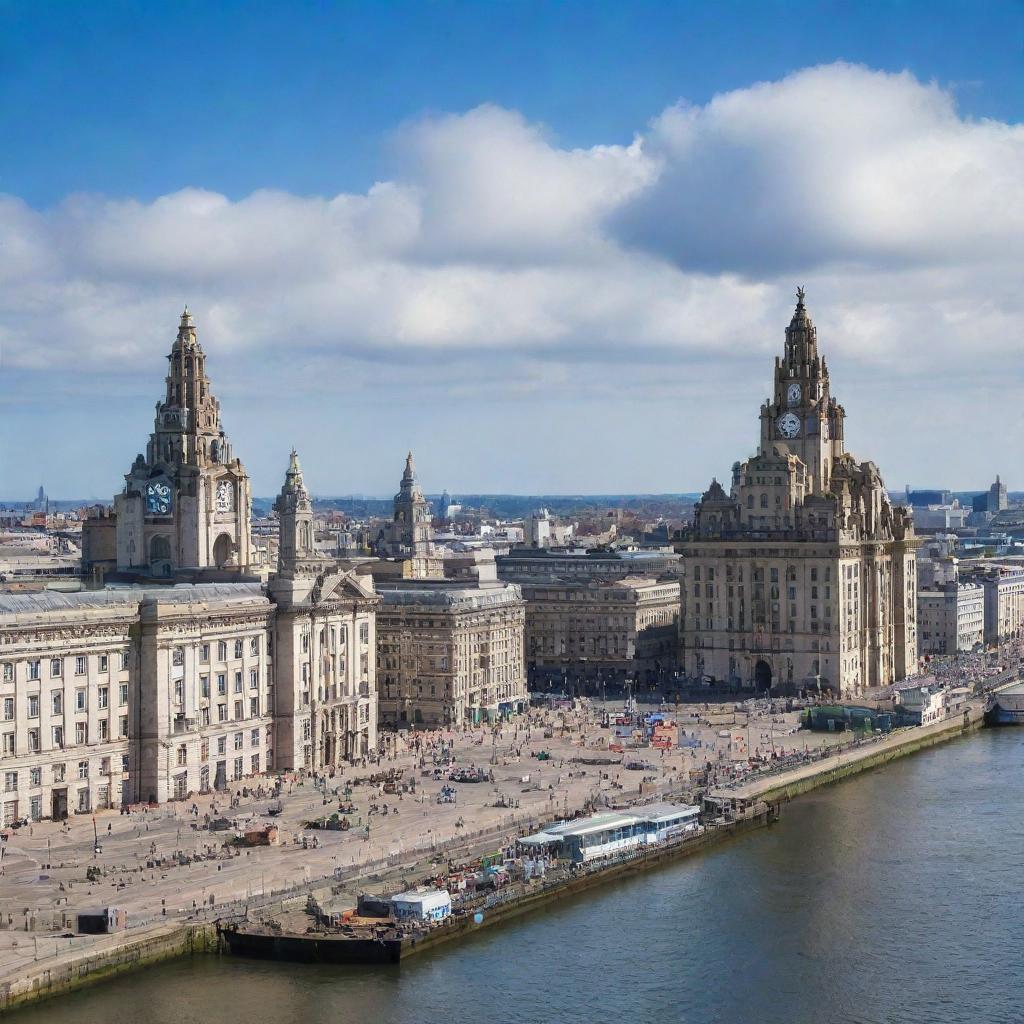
[0,673,1009,1010]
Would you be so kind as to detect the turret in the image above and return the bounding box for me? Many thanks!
[275,449,316,573]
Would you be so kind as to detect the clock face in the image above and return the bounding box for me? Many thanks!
[145,480,172,516]
[777,412,801,439]
[215,480,234,513]
[786,383,801,406]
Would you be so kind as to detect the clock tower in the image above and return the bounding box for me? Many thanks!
[758,287,846,495]
[114,309,252,577]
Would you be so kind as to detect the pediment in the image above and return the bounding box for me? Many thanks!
[314,568,375,605]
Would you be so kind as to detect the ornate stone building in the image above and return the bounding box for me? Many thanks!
[375,581,527,727]
[113,310,252,578]
[0,311,383,821]
[268,451,379,769]
[678,290,918,696]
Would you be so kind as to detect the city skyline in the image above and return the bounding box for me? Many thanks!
[2,3,1023,496]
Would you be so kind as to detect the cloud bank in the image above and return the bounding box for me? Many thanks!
[1,62,1022,493]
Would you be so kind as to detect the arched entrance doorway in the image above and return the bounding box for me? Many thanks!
[754,660,772,693]
[213,533,233,568]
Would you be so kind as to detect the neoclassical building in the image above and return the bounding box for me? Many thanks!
[677,290,918,696]
[0,311,381,818]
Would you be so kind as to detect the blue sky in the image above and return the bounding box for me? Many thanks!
[1,1,1023,498]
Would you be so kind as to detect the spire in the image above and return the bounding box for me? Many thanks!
[180,306,193,329]
[784,285,818,366]
[281,448,308,496]
[403,450,415,482]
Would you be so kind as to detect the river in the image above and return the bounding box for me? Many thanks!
[16,728,1024,1024]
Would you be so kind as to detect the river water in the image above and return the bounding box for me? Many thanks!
[17,729,1024,1024]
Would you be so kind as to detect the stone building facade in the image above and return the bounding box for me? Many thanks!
[375,582,527,727]
[677,291,918,696]
[0,585,275,815]
[510,576,680,688]
[917,582,985,655]
[268,451,379,770]
[962,564,1024,645]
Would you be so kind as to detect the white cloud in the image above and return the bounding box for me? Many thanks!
[1,62,1022,494]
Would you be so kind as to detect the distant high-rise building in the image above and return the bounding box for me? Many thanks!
[972,475,1008,515]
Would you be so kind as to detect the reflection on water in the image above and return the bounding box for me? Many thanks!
[15,730,1024,1024]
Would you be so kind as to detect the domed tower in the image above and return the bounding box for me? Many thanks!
[390,451,433,561]
[274,449,334,577]
[114,309,252,577]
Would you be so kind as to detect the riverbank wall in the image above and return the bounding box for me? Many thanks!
[716,703,985,808]
[0,921,217,1013]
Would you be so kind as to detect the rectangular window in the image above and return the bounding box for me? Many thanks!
[249,637,259,657]
[52,727,63,749]
[98,719,108,742]
[75,656,87,675]
[50,659,62,678]
[234,639,243,659]
[2,698,13,721]
[250,754,260,775]
[200,739,209,761]
[218,641,227,660]
[28,661,40,681]
[2,733,14,755]
[29,767,41,787]
[200,644,210,662]
[177,744,187,766]
[249,697,258,717]
[249,669,258,689]
[200,675,210,698]
[234,732,243,750]
[97,688,108,710]
[4,772,17,792]
[27,729,39,752]
[119,683,128,706]
[233,756,243,780]
[250,728,260,746]
[76,689,87,711]
[53,763,65,782]
[359,622,369,644]
[78,761,89,780]
[174,679,184,704]
[234,700,243,719]
[217,737,226,755]
[98,655,108,673]
[75,722,88,744]
[119,716,128,738]
[218,704,227,722]
[217,674,227,695]
[234,671,242,693]
[1,664,11,683]
[121,650,130,670]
